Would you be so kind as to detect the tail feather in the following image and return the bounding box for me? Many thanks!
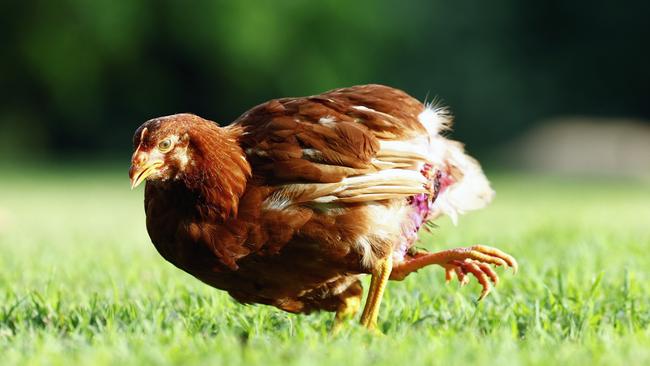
[430,139,494,224]
[416,104,494,225]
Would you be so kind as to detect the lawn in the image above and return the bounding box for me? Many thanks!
[1,166,649,365]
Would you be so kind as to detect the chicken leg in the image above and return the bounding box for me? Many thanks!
[331,294,362,334]
[359,256,393,330]
[331,281,363,334]
[391,245,517,300]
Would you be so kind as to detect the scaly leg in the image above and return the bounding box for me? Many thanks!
[331,293,362,334]
[359,256,393,330]
[331,281,363,334]
[391,245,517,300]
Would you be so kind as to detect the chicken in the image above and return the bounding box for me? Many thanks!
[129,84,517,331]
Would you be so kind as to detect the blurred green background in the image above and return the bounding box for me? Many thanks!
[2,3,650,365]
[1,0,649,165]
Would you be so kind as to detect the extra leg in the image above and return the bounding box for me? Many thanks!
[359,256,393,330]
[391,245,517,300]
[331,281,363,334]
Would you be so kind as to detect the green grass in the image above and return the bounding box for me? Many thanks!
[1,167,649,365]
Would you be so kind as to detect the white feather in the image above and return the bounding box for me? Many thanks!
[418,104,451,137]
[430,141,495,224]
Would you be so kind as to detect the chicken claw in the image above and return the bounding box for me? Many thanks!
[391,245,517,300]
[448,259,496,300]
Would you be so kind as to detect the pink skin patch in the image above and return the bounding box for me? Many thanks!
[395,164,454,260]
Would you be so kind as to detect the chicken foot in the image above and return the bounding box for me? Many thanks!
[359,256,393,330]
[331,294,362,334]
[390,245,517,300]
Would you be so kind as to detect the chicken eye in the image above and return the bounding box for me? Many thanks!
[158,139,173,152]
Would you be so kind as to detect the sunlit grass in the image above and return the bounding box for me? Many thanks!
[1,167,649,365]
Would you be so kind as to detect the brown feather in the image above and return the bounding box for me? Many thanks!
[134,84,490,316]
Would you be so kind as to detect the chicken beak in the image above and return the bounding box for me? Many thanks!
[129,159,164,189]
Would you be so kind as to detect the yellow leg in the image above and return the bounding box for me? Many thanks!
[359,256,393,330]
[331,294,362,334]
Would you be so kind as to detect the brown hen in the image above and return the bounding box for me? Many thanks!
[129,84,517,331]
